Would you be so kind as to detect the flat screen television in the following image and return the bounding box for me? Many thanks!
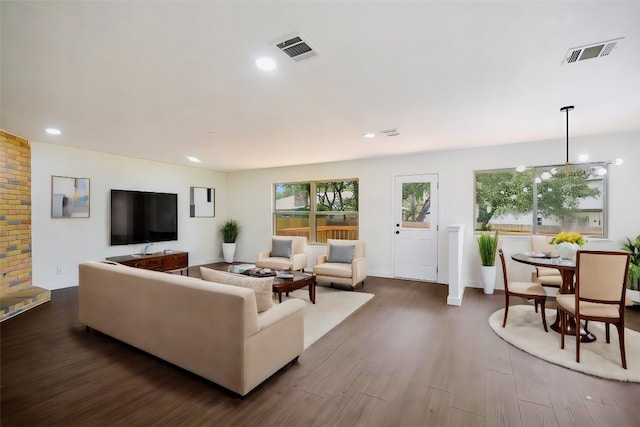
[110,189,178,245]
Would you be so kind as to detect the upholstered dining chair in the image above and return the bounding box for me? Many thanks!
[557,250,630,369]
[256,236,307,271]
[530,235,563,288]
[498,249,548,331]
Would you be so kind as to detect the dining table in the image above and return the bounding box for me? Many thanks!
[511,252,596,343]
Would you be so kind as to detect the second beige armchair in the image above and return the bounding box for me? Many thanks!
[313,239,367,290]
[256,236,307,271]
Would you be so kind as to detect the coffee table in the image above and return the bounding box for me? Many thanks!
[273,272,316,304]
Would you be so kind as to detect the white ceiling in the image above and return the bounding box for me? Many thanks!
[2,1,639,172]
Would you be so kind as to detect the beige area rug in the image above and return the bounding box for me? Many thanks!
[489,305,640,382]
[274,285,374,349]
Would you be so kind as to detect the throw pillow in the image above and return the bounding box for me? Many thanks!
[200,267,273,312]
[328,244,355,263]
[271,238,292,258]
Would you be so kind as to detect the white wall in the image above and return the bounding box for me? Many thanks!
[31,131,639,291]
[31,142,227,290]
[227,131,640,290]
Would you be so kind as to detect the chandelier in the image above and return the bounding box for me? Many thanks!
[517,106,622,177]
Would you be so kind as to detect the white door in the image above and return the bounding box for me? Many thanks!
[393,174,438,281]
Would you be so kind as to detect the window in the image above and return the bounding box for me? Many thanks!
[274,180,358,242]
[474,163,607,237]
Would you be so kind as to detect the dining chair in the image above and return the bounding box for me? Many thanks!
[530,235,563,288]
[498,249,548,331]
[556,250,630,369]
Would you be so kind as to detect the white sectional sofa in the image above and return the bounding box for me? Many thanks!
[79,261,305,396]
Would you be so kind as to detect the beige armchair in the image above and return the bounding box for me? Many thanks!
[256,236,307,271]
[313,239,367,290]
[531,235,562,288]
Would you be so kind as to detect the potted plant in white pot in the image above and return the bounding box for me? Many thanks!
[477,230,499,294]
[220,219,240,263]
[622,234,640,304]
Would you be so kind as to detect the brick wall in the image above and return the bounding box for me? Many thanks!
[0,130,32,292]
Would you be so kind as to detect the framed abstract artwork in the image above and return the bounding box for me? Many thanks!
[51,176,90,218]
[190,186,215,217]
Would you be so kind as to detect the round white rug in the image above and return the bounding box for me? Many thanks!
[488,305,640,382]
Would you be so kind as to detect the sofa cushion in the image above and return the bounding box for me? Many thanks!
[200,267,273,312]
[271,238,292,258]
[328,244,355,263]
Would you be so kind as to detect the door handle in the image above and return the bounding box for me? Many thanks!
[396,223,400,227]
[395,231,400,234]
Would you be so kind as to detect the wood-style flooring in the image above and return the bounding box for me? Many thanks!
[2,266,639,426]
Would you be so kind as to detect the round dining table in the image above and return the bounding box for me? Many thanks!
[511,252,596,343]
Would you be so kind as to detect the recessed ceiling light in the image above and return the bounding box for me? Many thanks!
[46,128,61,135]
[362,132,375,138]
[186,156,201,163]
[256,57,276,71]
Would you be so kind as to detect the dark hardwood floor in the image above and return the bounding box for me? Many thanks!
[2,267,639,426]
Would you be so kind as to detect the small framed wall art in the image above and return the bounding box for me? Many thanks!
[51,176,90,218]
[190,186,215,217]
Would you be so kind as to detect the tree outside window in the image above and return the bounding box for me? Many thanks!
[475,164,606,236]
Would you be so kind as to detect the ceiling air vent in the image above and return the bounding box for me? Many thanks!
[274,34,317,62]
[380,128,400,137]
[562,37,624,65]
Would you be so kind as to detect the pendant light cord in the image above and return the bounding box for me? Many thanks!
[560,105,574,174]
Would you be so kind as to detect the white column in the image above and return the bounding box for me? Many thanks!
[447,224,465,306]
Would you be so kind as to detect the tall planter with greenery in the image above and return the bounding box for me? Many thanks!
[477,231,499,294]
[220,219,240,263]
[622,235,640,302]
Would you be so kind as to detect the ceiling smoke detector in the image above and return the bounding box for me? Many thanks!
[562,37,624,65]
[274,33,317,62]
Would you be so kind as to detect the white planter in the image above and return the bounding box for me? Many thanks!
[627,288,640,304]
[556,242,580,261]
[481,265,497,295]
[222,242,236,263]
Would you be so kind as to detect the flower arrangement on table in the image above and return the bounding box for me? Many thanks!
[549,232,585,260]
[549,231,586,247]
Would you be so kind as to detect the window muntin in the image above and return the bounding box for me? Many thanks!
[274,180,358,242]
[474,163,607,237]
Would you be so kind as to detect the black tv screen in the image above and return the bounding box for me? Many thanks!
[110,189,178,245]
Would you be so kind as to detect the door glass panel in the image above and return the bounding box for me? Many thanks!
[401,182,431,229]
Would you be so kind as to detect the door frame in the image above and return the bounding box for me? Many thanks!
[392,173,439,282]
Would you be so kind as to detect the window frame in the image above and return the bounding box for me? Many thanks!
[273,179,359,243]
[473,162,609,237]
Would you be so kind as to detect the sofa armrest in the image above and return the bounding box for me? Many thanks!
[257,298,305,331]
[316,254,327,265]
[244,298,305,395]
[290,253,307,271]
[352,256,367,284]
[258,251,271,260]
